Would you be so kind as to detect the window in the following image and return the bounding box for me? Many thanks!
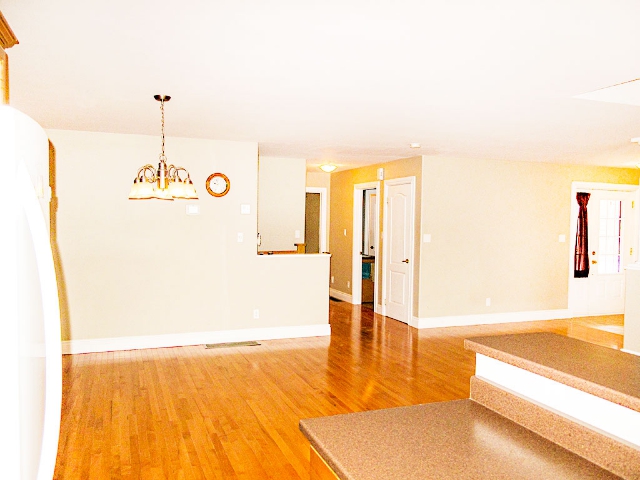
[598,199,622,274]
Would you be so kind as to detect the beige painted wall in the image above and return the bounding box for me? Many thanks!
[329,157,422,309]
[258,156,306,251]
[306,171,331,189]
[418,156,640,319]
[49,130,329,341]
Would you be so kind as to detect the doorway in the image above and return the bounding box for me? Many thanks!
[305,187,327,253]
[568,182,639,316]
[361,189,378,310]
[352,182,380,310]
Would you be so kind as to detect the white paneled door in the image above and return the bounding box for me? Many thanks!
[586,190,637,315]
[384,179,414,323]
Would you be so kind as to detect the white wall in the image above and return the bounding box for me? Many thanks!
[49,130,330,348]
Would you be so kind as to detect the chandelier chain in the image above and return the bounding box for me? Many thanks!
[160,98,165,159]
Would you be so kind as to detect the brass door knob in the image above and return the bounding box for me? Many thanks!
[402,259,409,264]
[592,259,598,264]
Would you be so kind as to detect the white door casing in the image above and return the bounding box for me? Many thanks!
[568,182,639,316]
[382,177,415,323]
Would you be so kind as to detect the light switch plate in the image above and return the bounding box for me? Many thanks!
[186,204,200,215]
[241,204,250,214]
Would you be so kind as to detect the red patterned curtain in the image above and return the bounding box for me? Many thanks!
[574,192,591,278]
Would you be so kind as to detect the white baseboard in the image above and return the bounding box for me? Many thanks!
[621,348,640,357]
[329,288,353,304]
[62,323,331,355]
[411,309,572,329]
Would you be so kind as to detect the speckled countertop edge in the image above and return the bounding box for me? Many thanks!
[299,400,623,480]
[300,420,355,480]
[464,334,640,413]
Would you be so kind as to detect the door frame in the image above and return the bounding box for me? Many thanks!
[352,181,380,306]
[381,176,416,321]
[306,187,328,253]
[567,181,640,316]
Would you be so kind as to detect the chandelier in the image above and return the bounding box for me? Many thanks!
[128,95,198,200]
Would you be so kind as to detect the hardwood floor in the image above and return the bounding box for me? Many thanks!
[54,301,624,479]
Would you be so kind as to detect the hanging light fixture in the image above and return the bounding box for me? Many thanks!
[128,95,198,200]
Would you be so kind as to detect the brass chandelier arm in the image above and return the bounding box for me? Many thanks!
[135,164,158,182]
[167,165,192,182]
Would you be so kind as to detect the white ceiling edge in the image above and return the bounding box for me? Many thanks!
[574,79,640,107]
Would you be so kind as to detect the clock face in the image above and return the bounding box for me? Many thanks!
[206,173,230,197]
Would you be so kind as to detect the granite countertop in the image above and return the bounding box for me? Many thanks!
[299,399,621,480]
[464,332,640,412]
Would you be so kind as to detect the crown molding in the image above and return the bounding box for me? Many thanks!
[0,12,19,49]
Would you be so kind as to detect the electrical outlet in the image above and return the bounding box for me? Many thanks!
[237,232,244,243]
[343,229,347,236]
[486,298,491,307]
[253,309,259,319]
[347,281,350,289]
[295,230,301,239]
[331,276,335,283]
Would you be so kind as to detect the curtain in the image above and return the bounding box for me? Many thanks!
[574,192,591,278]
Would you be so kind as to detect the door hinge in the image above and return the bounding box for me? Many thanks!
[632,200,635,209]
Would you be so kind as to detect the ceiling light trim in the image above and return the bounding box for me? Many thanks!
[319,164,337,173]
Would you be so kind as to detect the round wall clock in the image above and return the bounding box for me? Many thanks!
[205,172,230,197]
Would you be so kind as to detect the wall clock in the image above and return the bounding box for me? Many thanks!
[205,172,230,197]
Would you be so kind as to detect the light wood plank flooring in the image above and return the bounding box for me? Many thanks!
[54,301,624,479]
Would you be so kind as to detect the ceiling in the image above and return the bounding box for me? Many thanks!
[3,0,640,172]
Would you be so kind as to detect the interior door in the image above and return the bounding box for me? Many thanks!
[384,180,414,323]
[586,190,637,315]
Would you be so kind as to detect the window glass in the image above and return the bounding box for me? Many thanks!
[598,199,622,274]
